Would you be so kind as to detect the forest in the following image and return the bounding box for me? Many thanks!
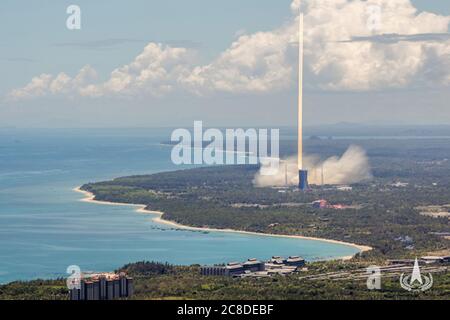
[1,261,449,300]
[81,138,450,258]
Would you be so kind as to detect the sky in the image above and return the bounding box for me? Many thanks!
[0,0,449,128]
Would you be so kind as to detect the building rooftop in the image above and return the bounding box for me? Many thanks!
[287,256,304,261]
[81,272,130,281]
[421,256,443,260]
[243,258,262,266]
[226,263,244,270]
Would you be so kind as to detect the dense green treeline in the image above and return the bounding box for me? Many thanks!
[1,261,449,300]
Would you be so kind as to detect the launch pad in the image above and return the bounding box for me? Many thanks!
[299,170,308,191]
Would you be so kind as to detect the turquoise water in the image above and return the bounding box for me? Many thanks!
[0,128,359,284]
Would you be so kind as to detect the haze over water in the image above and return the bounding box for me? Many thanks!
[0,128,359,284]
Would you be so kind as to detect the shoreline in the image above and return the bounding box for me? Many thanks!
[73,187,372,260]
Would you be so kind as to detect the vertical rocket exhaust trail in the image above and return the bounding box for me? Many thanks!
[298,13,308,190]
[298,13,304,171]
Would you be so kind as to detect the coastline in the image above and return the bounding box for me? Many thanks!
[73,187,372,259]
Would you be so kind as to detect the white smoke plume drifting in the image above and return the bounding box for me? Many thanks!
[254,145,372,187]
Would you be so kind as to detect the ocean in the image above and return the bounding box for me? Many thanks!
[0,128,359,284]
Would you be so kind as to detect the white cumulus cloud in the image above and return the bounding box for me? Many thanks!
[8,65,97,100]
[80,43,194,97]
[7,0,450,100]
[181,28,295,94]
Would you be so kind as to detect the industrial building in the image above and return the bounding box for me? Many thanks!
[200,259,265,277]
[388,256,450,265]
[420,256,450,264]
[265,256,305,268]
[200,256,304,278]
[286,256,306,267]
[69,272,133,300]
[243,258,266,272]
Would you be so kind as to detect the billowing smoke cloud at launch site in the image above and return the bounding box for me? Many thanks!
[253,145,372,187]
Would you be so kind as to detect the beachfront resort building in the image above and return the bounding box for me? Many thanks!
[200,259,265,277]
[200,256,305,278]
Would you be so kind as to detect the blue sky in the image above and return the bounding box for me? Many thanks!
[0,0,450,127]
[0,0,294,93]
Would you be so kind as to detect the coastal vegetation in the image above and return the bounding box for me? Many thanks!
[80,138,450,259]
[2,138,449,300]
[1,261,449,300]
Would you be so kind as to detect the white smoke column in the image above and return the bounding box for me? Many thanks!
[298,12,304,171]
[254,145,372,187]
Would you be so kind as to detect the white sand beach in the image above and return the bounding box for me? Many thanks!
[73,187,372,259]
